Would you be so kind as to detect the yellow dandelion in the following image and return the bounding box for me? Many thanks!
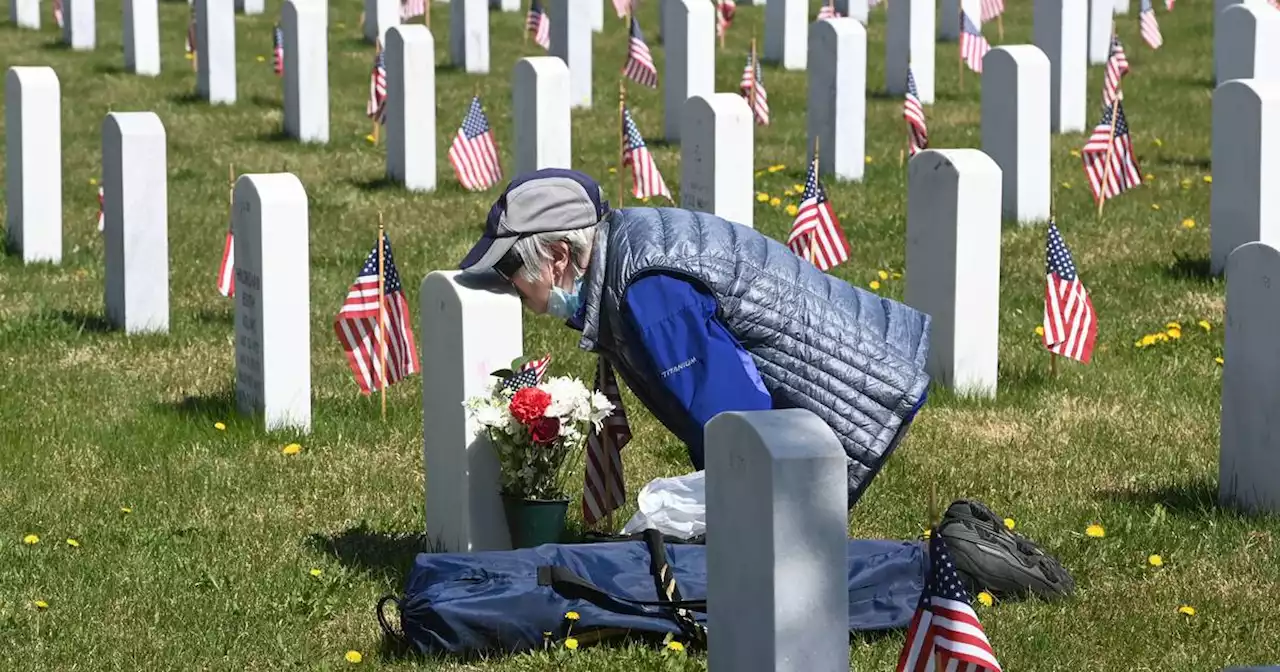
[256,55,266,62]
[89,177,98,185]
[120,506,133,514]
[1034,326,1045,337]
[793,184,803,193]
[769,197,781,207]
[185,53,194,60]
[1069,149,1081,157]
[564,638,579,650]
[1061,182,1072,189]
[214,422,226,431]
[1144,173,1155,181]
[1203,175,1212,184]
[565,611,581,621]
[1199,320,1211,332]
[1085,523,1106,538]
[1156,332,1169,342]
[781,188,793,196]
[66,538,80,548]
[282,443,302,455]
[785,204,799,217]
[1182,218,1195,229]
[1003,518,1015,531]
[364,134,376,143]
[23,534,39,545]
[1215,356,1224,365]
[757,192,770,202]
[1141,334,1157,346]
[1167,328,1181,340]
[310,568,323,577]
[1134,340,1145,349]
[1166,321,1181,329]
[768,164,785,173]
[865,155,874,164]
[344,650,363,664]
[878,270,889,280]
[922,528,932,539]
[607,167,617,174]
[1177,605,1196,617]
[755,170,765,177]
[1148,554,1164,567]
[667,641,685,653]
[1153,138,1164,147]
[891,271,902,279]
[1151,204,1161,211]
[641,198,650,204]
[869,280,881,291]
[976,591,994,607]
[1180,178,1191,189]
[33,600,48,610]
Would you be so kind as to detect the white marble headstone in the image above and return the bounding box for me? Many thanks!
[1114,0,1129,15]
[492,0,521,10]
[103,112,168,335]
[123,0,160,76]
[283,0,330,144]
[807,18,865,183]
[1034,0,1088,133]
[1088,0,1112,64]
[590,0,603,31]
[63,0,95,50]
[706,409,849,672]
[513,57,572,174]
[4,67,62,265]
[365,0,400,44]
[551,0,593,108]
[836,0,869,24]
[886,0,935,103]
[421,270,524,552]
[982,45,1051,224]
[10,0,39,29]
[663,0,715,142]
[236,0,264,14]
[451,0,489,73]
[233,174,312,434]
[1221,241,1280,515]
[681,94,754,229]
[196,0,236,104]
[764,0,807,69]
[387,25,437,191]
[1215,4,1280,86]
[1211,79,1279,275]
[905,149,1002,398]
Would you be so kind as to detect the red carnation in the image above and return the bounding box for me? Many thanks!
[508,387,551,425]
[530,416,561,444]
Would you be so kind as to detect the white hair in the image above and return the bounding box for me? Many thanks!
[510,225,597,282]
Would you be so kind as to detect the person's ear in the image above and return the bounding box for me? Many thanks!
[549,242,571,280]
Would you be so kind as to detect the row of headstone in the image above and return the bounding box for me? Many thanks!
[1214,3,1280,86]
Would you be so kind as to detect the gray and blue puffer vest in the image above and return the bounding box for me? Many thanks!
[575,207,933,508]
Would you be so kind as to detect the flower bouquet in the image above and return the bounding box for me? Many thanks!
[463,355,615,547]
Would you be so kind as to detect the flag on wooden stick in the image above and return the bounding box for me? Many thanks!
[622,17,658,88]
[526,0,551,49]
[904,67,929,157]
[787,158,851,271]
[622,106,672,202]
[1043,220,1097,364]
[272,24,285,76]
[1081,100,1141,205]
[334,232,421,394]
[583,357,631,526]
[1139,0,1163,48]
[895,534,1004,672]
[1102,33,1129,108]
[449,96,503,191]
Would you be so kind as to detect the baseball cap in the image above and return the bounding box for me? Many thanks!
[459,169,610,277]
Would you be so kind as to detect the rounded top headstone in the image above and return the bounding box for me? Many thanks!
[103,111,165,139]
[908,148,1002,181]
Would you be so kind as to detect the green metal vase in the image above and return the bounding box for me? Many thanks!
[502,495,570,548]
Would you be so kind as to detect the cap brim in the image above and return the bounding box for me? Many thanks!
[458,234,517,274]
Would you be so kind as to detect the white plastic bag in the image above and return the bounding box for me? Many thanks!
[620,470,706,540]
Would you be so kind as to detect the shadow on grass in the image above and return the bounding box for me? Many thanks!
[351,176,398,191]
[155,389,238,422]
[40,39,69,51]
[307,521,434,585]
[93,62,125,75]
[170,90,204,106]
[54,309,114,334]
[193,308,233,326]
[248,93,280,109]
[1164,252,1214,283]
[257,128,293,143]
[1154,155,1212,170]
[1097,477,1219,517]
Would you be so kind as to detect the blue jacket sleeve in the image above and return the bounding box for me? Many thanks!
[622,274,774,469]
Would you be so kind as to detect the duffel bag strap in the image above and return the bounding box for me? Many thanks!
[642,529,707,647]
[376,595,405,642]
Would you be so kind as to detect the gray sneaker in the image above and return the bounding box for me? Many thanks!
[937,499,1075,601]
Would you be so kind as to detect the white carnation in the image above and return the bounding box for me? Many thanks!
[539,376,591,420]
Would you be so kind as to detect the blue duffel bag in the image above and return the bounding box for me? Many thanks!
[377,529,928,656]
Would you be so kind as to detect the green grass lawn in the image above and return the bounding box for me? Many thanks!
[2,0,1276,668]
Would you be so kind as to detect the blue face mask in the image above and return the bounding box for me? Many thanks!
[547,277,584,321]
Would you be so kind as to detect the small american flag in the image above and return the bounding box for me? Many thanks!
[716,0,736,38]
[449,96,504,192]
[904,67,928,157]
[1102,34,1129,108]
[980,0,1003,21]
[1139,0,1162,49]
[739,52,770,126]
[1165,0,1174,10]
[1082,101,1142,205]
[526,0,551,50]
[401,0,427,20]
[53,0,63,28]
[1043,220,1097,363]
[787,159,851,271]
[622,17,658,88]
[367,48,387,124]
[334,233,421,394]
[817,1,840,19]
[613,0,631,17]
[217,229,235,297]
[960,11,991,72]
[583,357,631,526]
[272,24,284,76]
[501,354,552,391]
[622,107,673,202]
[895,535,1003,672]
